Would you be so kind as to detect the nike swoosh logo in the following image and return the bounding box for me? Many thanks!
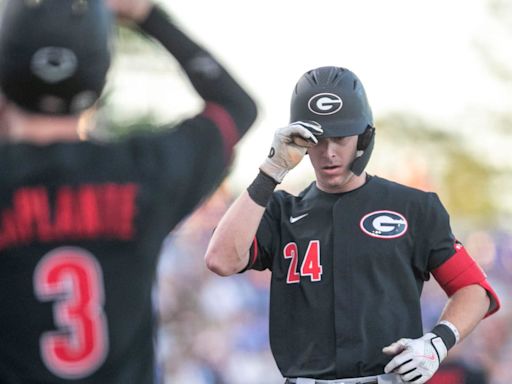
[290,213,309,223]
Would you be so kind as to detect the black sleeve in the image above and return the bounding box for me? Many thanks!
[126,116,231,232]
[425,193,456,270]
[243,193,282,272]
[411,192,457,280]
[137,6,257,141]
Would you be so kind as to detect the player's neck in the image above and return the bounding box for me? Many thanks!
[2,103,86,144]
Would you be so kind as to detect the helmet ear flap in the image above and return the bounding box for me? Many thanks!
[351,127,375,176]
[357,126,375,150]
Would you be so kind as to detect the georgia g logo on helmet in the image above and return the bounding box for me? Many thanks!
[360,210,408,239]
[308,93,343,115]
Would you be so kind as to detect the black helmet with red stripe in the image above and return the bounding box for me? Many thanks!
[0,0,113,115]
[290,66,375,175]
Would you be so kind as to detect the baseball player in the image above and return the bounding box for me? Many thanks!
[205,66,500,384]
[0,0,256,383]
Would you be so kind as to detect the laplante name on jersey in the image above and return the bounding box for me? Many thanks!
[0,183,138,251]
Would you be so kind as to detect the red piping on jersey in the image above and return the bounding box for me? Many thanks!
[250,236,259,268]
[201,102,238,163]
[432,244,500,317]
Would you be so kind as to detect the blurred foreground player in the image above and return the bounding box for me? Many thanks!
[205,66,499,384]
[0,0,257,382]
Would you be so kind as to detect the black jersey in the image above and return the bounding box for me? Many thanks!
[0,7,256,384]
[246,176,457,379]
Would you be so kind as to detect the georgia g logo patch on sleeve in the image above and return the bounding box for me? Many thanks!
[360,210,408,239]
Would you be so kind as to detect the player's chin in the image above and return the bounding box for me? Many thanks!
[318,170,353,189]
[318,174,343,189]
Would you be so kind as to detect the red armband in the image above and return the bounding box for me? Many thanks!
[431,242,500,317]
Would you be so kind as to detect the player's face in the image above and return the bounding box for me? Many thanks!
[308,135,365,193]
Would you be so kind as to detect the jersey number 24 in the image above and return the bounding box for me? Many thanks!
[284,240,323,283]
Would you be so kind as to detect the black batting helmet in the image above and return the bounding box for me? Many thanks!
[0,0,113,115]
[290,66,376,175]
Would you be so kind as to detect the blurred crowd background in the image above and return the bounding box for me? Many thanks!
[154,182,512,384]
[97,0,511,383]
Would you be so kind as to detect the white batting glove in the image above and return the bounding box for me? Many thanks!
[382,333,447,383]
[260,121,322,183]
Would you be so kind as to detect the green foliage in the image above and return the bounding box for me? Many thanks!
[377,114,500,224]
[374,0,512,223]
[441,151,497,221]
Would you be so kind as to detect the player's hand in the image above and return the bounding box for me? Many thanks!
[260,121,322,183]
[105,0,153,23]
[382,333,447,383]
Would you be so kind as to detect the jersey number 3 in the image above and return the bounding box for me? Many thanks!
[284,240,323,283]
[33,247,108,379]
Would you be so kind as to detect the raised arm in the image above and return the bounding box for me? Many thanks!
[205,191,266,276]
[107,0,257,140]
[205,121,322,276]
